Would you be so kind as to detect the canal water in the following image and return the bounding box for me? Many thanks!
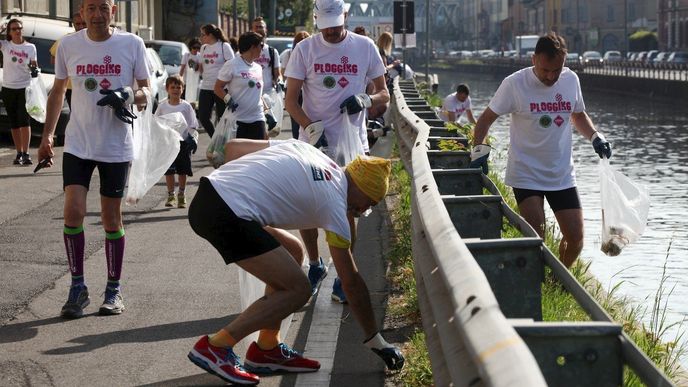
[432,68,688,351]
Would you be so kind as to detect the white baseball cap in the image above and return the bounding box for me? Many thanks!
[314,0,345,29]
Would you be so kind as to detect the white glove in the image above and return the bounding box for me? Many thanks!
[223,93,232,104]
[357,93,373,108]
[305,121,325,146]
[122,86,135,104]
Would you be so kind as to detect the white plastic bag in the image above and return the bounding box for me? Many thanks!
[25,76,48,123]
[236,268,293,346]
[126,95,183,205]
[263,89,284,137]
[184,65,200,105]
[206,108,237,168]
[599,158,650,256]
[332,113,365,167]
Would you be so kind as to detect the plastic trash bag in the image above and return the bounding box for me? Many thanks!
[206,108,237,168]
[126,95,183,205]
[599,158,650,256]
[25,76,48,123]
[237,268,292,346]
[184,65,200,105]
[263,89,284,137]
[332,113,365,167]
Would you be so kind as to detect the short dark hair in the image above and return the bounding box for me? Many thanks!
[534,32,567,59]
[188,37,201,50]
[166,74,184,88]
[239,31,263,54]
[6,19,22,41]
[353,26,367,36]
[229,36,239,52]
[253,16,265,23]
[456,84,470,95]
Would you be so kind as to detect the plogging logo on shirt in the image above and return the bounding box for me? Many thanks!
[76,55,122,76]
[313,56,358,75]
[323,76,336,89]
[539,115,552,128]
[84,78,98,92]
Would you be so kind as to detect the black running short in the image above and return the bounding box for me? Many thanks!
[236,120,267,140]
[165,140,193,176]
[1,87,30,128]
[62,152,130,198]
[512,186,582,212]
[188,177,280,264]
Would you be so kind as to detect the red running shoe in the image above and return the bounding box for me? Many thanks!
[244,341,321,373]
[187,336,259,385]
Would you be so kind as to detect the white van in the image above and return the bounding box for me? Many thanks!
[0,15,74,144]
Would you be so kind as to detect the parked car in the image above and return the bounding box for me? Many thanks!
[645,50,659,64]
[0,15,72,144]
[581,51,603,66]
[145,47,168,108]
[145,39,189,77]
[667,51,688,64]
[603,50,622,63]
[566,52,581,66]
[652,52,670,66]
[265,36,292,55]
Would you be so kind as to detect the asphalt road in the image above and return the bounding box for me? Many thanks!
[0,118,396,386]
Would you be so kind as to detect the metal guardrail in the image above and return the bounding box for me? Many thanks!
[390,77,676,386]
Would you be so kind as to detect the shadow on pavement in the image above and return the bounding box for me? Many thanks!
[40,314,238,355]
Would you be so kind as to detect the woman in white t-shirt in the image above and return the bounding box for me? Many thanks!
[198,24,234,138]
[214,32,267,139]
[0,18,38,166]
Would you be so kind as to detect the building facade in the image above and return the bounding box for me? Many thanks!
[658,0,688,50]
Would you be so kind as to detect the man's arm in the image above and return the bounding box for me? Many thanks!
[466,109,476,124]
[328,245,377,337]
[38,78,68,164]
[447,111,457,122]
[368,75,390,107]
[134,79,151,110]
[285,77,311,128]
[214,79,227,100]
[472,107,499,145]
[224,139,270,162]
[571,111,597,140]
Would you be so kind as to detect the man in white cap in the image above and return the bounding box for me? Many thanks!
[284,0,389,305]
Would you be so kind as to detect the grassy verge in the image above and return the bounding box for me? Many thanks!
[384,84,686,385]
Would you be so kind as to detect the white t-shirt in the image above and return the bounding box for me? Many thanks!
[0,40,37,89]
[56,29,149,162]
[206,139,351,244]
[285,32,385,151]
[254,45,280,93]
[154,99,198,138]
[441,94,472,122]
[182,52,201,72]
[217,56,265,123]
[488,66,586,190]
[279,48,291,88]
[199,41,234,90]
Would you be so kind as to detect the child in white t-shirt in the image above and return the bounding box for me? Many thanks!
[155,75,199,208]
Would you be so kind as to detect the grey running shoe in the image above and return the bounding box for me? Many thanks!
[99,287,125,315]
[61,284,90,319]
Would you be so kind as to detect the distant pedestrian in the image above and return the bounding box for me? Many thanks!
[251,17,282,93]
[214,32,268,140]
[49,11,87,109]
[186,138,404,385]
[440,84,476,124]
[179,38,202,103]
[37,0,151,318]
[353,25,367,36]
[156,75,198,208]
[198,24,234,137]
[1,18,38,166]
[278,31,310,138]
[471,32,612,268]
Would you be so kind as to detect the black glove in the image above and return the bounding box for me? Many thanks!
[364,332,405,371]
[184,134,198,154]
[265,113,277,130]
[29,64,40,78]
[469,144,491,174]
[224,96,238,113]
[97,87,137,124]
[591,132,612,159]
[339,93,372,114]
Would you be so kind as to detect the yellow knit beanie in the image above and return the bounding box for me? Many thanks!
[346,156,392,202]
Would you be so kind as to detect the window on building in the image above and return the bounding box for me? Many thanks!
[579,5,588,22]
[628,3,636,21]
[607,5,614,22]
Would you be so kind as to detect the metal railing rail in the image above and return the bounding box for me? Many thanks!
[392,78,548,386]
[391,76,676,386]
